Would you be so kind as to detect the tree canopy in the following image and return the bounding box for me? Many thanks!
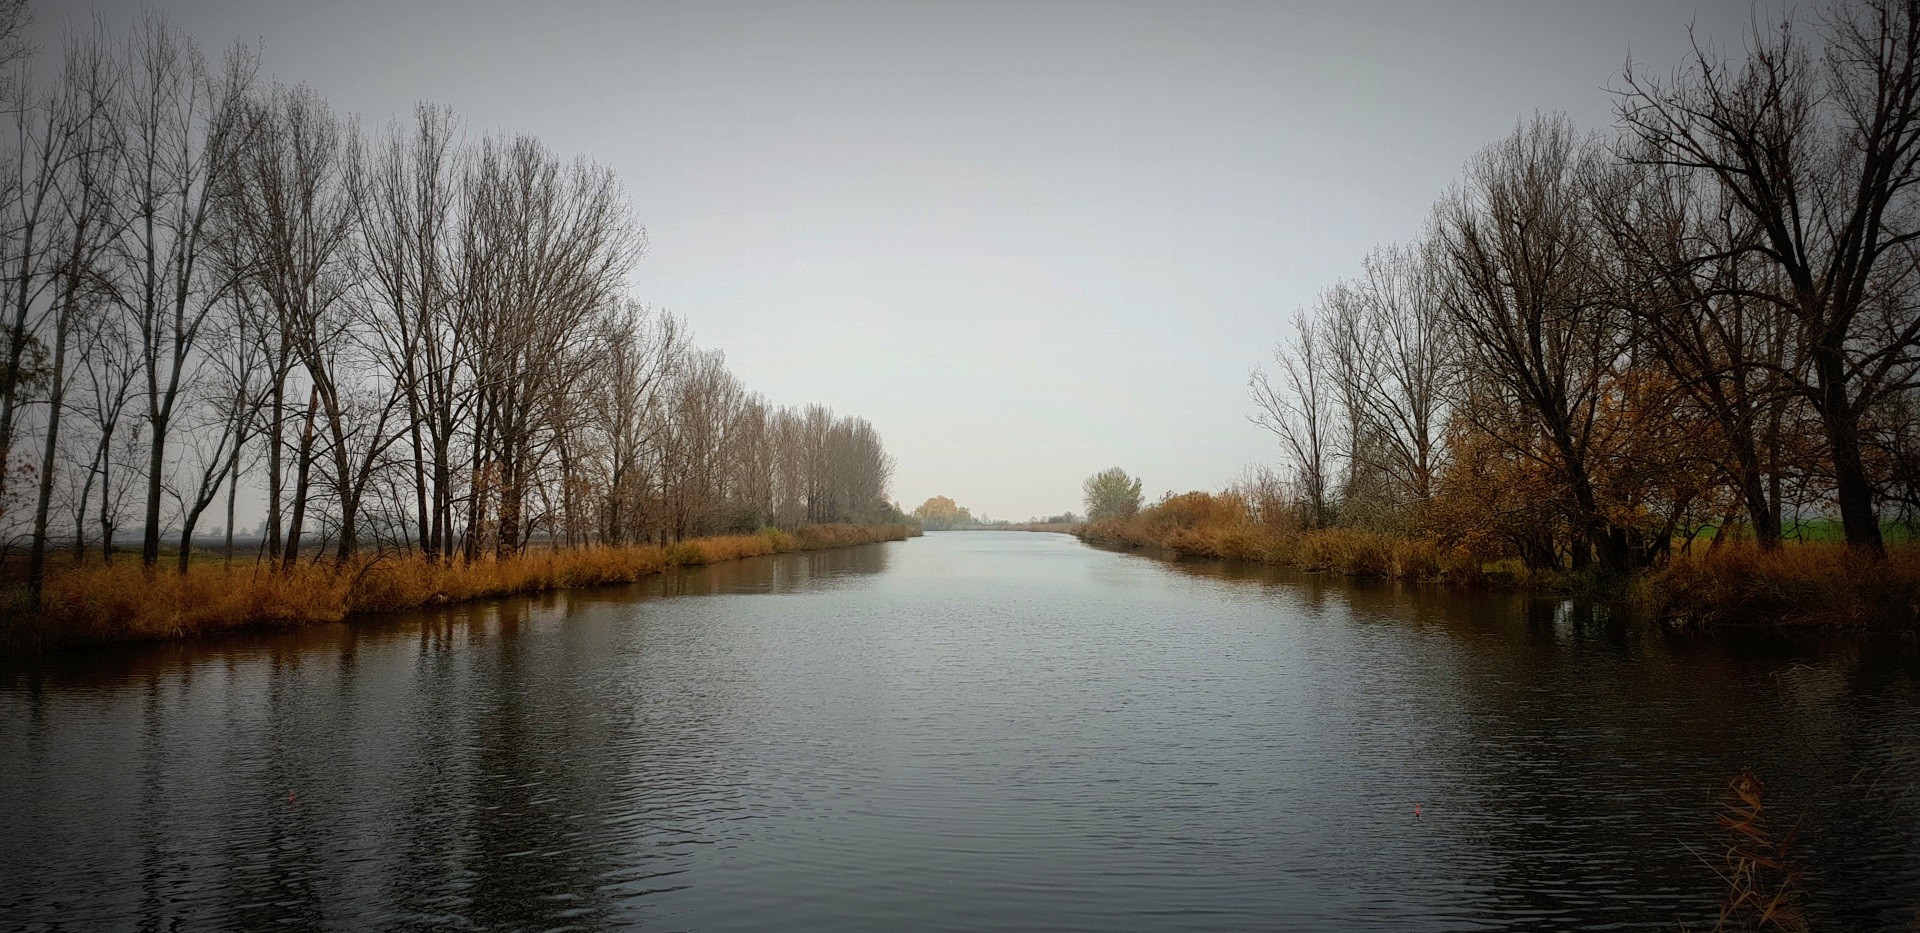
[1083,468,1143,522]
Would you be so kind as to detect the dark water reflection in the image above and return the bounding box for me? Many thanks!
[2,533,1916,931]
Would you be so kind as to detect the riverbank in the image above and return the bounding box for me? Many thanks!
[1077,509,1919,630]
[1,523,921,651]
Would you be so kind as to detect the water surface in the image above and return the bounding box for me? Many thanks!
[3,532,1917,930]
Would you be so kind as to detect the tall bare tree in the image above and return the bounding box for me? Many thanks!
[1252,310,1337,529]
[112,17,254,567]
[1617,0,1920,554]
[1436,113,1643,571]
[26,27,118,603]
[349,103,464,557]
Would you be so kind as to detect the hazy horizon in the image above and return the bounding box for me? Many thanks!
[32,0,1765,520]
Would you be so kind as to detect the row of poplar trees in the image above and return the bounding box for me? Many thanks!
[0,10,898,600]
[1252,0,1920,571]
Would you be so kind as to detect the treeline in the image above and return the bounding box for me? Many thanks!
[0,10,899,606]
[1250,0,1920,574]
[908,495,1051,530]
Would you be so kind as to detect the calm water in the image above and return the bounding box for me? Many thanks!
[3,531,1918,931]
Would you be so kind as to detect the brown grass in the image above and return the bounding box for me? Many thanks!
[1079,492,1919,628]
[1641,541,1920,629]
[1077,492,1482,584]
[3,523,919,650]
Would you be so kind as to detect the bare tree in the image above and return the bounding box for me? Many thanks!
[1617,0,1920,554]
[1436,113,1641,571]
[111,17,254,567]
[457,134,641,556]
[592,301,679,544]
[67,270,139,560]
[349,102,464,557]
[1252,310,1337,529]
[1596,152,1804,548]
[27,27,119,603]
[0,42,90,517]
[1342,243,1454,507]
[0,9,903,599]
[224,82,361,564]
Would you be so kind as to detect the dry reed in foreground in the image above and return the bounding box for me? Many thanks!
[3,524,918,650]
[1712,770,1810,933]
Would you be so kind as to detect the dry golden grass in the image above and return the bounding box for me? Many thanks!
[1079,492,1918,628]
[1079,495,1478,584]
[4,523,919,649]
[1643,541,1920,629]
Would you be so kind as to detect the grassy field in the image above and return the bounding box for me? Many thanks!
[1698,518,1916,545]
[1,523,920,651]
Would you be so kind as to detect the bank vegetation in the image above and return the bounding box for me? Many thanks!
[11,524,916,648]
[1090,1,1920,629]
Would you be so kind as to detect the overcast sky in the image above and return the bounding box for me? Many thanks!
[34,0,1766,521]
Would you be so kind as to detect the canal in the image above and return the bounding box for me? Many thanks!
[3,531,1916,930]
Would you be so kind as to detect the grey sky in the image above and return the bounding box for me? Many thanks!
[36,0,1763,521]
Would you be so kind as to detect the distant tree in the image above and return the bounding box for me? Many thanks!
[913,494,975,530]
[1083,467,1142,522]
[913,495,955,523]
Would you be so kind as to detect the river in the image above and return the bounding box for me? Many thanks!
[2,531,1916,930]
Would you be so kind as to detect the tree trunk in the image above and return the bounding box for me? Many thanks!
[266,366,285,562]
[282,385,319,571]
[176,511,200,575]
[224,437,241,565]
[1829,416,1884,554]
[141,409,168,568]
[99,433,116,564]
[409,416,429,554]
[497,450,521,559]
[1732,442,1782,550]
[1815,349,1885,555]
[27,302,71,608]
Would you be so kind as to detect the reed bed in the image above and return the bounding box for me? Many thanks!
[1080,496,1918,629]
[1080,513,1479,584]
[1639,542,1920,629]
[3,523,919,650]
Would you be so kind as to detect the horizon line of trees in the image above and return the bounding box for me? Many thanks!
[0,7,899,604]
[1251,0,1920,572]
[909,495,1071,529]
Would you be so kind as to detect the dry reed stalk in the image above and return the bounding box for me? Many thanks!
[1713,770,1810,933]
[7,523,918,649]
